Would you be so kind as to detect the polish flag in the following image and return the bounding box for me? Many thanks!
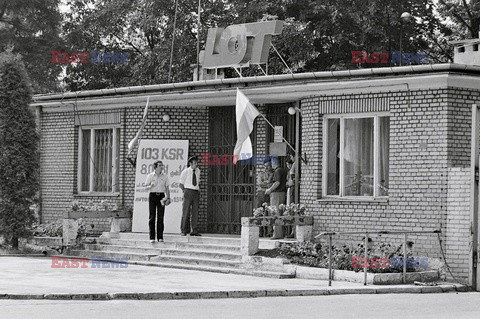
[233,89,260,163]
[128,97,150,154]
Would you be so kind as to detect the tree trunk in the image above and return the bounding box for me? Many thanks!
[11,236,19,249]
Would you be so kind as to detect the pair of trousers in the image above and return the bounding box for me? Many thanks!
[270,192,286,239]
[255,190,272,237]
[255,190,270,208]
[181,189,199,234]
[149,192,166,240]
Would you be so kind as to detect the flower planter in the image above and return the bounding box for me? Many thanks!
[242,256,440,285]
[241,216,314,256]
[62,210,132,246]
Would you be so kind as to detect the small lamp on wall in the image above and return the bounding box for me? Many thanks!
[162,114,171,122]
[288,106,301,115]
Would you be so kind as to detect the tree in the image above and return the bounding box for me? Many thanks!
[0,50,39,249]
[62,0,452,89]
[0,0,64,93]
[437,0,480,39]
[62,0,200,90]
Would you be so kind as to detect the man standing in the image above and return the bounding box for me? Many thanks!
[255,157,274,208]
[145,161,170,243]
[265,156,287,239]
[179,156,201,236]
[256,156,274,237]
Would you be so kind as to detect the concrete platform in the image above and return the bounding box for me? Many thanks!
[0,256,470,300]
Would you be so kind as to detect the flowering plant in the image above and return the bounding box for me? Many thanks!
[70,199,119,212]
[277,240,415,273]
[253,203,308,217]
[281,203,308,216]
[32,219,63,237]
[252,202,279,217]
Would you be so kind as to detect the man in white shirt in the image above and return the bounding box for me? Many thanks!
[179,156,201,236]
[145,161,170,243]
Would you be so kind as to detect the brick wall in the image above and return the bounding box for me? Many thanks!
[40,104,208,234]
[300,87,480,282]
[253,105,268,197]
[40,111,75,223]
[445,88,480,280]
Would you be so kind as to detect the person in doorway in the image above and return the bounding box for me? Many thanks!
[286,157,295,206]
[256,157,274,208]
[256,156,274,237]
[179,156,201,236]
[145,161,170,243]
[265,156,287,239]
[285,157,296,238]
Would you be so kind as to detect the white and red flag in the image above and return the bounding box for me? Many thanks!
[233,89,260,163]
[128,96,150,154]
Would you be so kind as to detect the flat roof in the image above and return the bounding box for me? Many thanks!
[32,63,480,112]
[450,39,480,46]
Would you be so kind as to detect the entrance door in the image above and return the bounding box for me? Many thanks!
[207,106,255,234]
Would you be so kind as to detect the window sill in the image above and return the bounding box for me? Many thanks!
[317,197,388,203]
[74,192,120,197]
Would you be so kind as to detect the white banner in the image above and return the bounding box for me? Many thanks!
[131,139,189,233]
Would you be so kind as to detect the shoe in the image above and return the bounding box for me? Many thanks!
[158,239,164,242]
[190,233,202,236]
[181,233,187,236]
[150,239,155,243]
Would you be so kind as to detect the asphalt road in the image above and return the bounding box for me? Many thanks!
[2,292,480,319]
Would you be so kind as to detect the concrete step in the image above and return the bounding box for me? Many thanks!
[83,244,242,261]
[70,249,155,262]
[96,238,241,253]
[105,233,242,246]
[131,260,295,279]
[61,252,295,279]
[100,232,279,250]
[71,250,242,269]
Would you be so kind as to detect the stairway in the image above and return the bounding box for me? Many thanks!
[67,232,295,279]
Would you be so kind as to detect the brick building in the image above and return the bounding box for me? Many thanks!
[32,63,480,285]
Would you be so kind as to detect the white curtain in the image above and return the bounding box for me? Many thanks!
[343,118,374,196]
[378,117,390,196]
[326,119,340,195]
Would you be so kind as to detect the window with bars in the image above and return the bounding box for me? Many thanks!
[78,127,120,193]
[323,113,390,198]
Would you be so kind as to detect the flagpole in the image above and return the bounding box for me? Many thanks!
[127,96,150,157]
[257,112,296,154]
[236,89,306,164]
[196,0,201,80]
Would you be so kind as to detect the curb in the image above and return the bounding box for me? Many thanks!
[0,284,470,301]
[0,254,47,258]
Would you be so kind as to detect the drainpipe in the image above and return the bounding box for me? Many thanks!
[470,103,479,290]
[294,101,300,204]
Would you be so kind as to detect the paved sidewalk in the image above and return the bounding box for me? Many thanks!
[0,256,469,300]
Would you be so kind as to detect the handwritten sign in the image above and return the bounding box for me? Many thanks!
[131,139,189,233]
[274,126,283,143]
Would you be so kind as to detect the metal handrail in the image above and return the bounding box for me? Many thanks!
[315,229,442,286]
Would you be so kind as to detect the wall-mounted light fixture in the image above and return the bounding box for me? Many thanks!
[162,114,171,122]
[288,106,301,115]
